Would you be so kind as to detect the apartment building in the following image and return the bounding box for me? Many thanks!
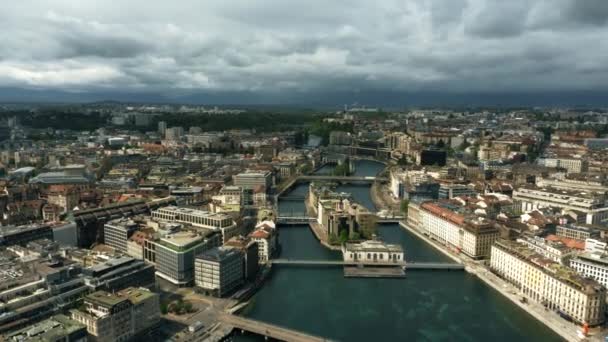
[513,186,608,225]
[491,239,605,326]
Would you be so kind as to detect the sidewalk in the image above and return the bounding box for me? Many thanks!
[399,221,606,342]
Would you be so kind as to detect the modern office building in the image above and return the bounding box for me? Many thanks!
[233,171,272,191]
[103,219,139,253]
[144,228,221,286]
[0,223,54,247]
[194,246,244,297]
[556,224,606,241]
[152,206,239,243]
[82,255,155,291]
[438,183,478,199]
[491,239,606,326]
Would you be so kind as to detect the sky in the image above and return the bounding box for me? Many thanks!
[0,0,607,105]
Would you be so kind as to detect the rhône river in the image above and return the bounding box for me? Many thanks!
[235,161,562,341]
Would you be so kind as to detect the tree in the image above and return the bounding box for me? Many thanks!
[397,156,408,166]
[160,303,168,315]
[339,229,349,243]
[401,199,410,215]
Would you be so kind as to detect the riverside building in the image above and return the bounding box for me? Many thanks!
[417,201,499,259]
[491,239,606,326]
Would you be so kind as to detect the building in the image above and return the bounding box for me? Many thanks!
[194,246,244,297]
[571,253,608,290]
[0,223,54,247]
[158,121,167,136]
[165,126,184,141]
[539,157,588,174]
[390,168,440,201]
[70,287,160,342]
[513,186,608,225]
[233,171,272,191]
[5,314,87,342]
[248,221,278,263]
[491,239,605,326]
[556,224,606,241]
[152,206,239,243]
[144,228,221,286]
[418,202,499,259]
[82,256,155,291]
[224,236,259,281]
[329,131,352,145]
[103,219,139,254]
[438,183,477,199]
[342,240,404,263]
[416,149,447,166]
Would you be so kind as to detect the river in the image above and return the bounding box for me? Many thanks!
[234,160,562,341]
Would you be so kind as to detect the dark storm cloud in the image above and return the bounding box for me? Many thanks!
[0,0,606,96]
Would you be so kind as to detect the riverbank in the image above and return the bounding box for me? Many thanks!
[304,195,341,251]
[399,221,598,342]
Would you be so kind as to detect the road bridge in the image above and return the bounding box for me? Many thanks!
[219,313,331,342]
[277,217,317,224]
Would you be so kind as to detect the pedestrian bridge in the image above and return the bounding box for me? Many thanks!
[269,259,464,270]
[219,313,331,342]
[297,175,388,182]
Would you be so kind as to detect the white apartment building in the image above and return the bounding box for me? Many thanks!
[571,253,608,291]
[513,186,608,225]
[491,240,605,326]
[515,236,570,264]
[540,157,588,174]
[248,222,277,263]
[419,202,499,259]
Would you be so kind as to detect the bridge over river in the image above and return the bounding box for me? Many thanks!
[269,259,464,270]
[219,313,332,342]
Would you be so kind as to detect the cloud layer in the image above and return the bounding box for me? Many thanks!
[0,0,607,99]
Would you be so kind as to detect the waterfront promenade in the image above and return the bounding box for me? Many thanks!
[399,221,603,342]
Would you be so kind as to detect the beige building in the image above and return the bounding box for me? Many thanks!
[491,239,605,326]
[418,202,499,259]
[342,240,404,263]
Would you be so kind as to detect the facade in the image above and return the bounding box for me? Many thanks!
[194,246,244,297]
[513,186,608,225]
[0,223,54,247]
[82,256,155,291]
[491,239,605,326]
[342,240,404,263]
[103,219,139,253]
[556,224,604,241]
[224,236,259,281]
